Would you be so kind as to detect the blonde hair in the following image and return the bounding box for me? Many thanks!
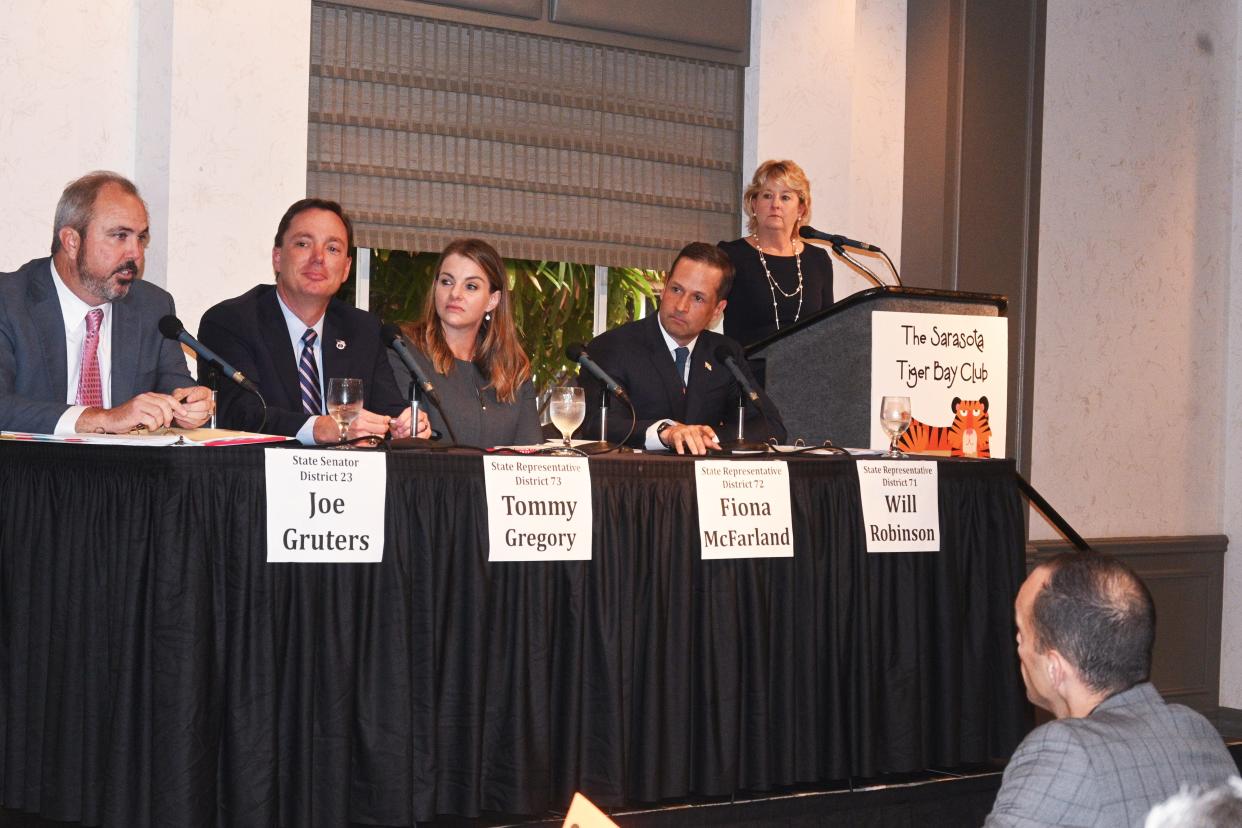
[743,159,812,238]
[399,238,532,404]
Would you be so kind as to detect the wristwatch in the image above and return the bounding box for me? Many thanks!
[656,420,675,447]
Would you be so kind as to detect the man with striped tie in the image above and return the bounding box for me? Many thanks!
[0,171,213,434]
[199,198,429,442]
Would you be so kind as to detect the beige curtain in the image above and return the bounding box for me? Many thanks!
[308,2,744,269]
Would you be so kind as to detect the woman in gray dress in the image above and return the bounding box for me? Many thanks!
[391,238,542,447]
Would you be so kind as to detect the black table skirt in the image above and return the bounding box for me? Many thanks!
[0,443,1027,826]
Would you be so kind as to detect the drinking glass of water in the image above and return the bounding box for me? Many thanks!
[327,378,364,444]
[548,386,586,454]
[880,395,912,458]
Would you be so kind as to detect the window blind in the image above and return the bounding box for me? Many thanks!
[308,2,744,269]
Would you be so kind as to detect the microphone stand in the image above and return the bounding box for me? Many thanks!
[833,244,887,289]
[390,380,441,450]
[573,387,626,454]
[718,388,770,453]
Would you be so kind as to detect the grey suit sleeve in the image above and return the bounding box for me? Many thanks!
[150,293,195,395]
[985,724,1099,827]
[0,297,69,433]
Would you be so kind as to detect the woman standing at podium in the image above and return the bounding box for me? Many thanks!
[718,159,834,348]
[390,238,542,447]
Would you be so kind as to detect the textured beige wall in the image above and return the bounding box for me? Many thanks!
[0,1,138,267]
[1036,1,1241,705]
[1033,1,1234,538]
[0,0,309,335]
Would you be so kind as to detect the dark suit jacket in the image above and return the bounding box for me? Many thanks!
[579,314,786,447]
[0,257,194,433]
[197,284,405,436]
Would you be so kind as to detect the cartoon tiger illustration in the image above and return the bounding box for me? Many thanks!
[896,397,991,457]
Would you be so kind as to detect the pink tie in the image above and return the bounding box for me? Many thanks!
[76,308,104,407]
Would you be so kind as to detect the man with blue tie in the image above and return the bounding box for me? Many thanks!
[198,198,428,442]
[0,171,212,434]
[578,242,786,454]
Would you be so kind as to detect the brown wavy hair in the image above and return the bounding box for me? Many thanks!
[399,238,531,404]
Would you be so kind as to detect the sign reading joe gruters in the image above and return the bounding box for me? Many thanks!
[857,460,940,553]
[870,311,1008,457]
[695,460,793,559]
[483,457,592,562]
[265,448,387,563]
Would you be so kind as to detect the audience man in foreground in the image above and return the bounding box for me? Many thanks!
[198,198,426,443]
[985,552,1236,827]
[579,242,786,454]
[0,171,211,434]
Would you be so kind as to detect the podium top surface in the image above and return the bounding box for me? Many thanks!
[744,286,1007,356]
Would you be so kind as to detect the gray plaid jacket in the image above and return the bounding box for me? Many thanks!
[985,682,1237,827]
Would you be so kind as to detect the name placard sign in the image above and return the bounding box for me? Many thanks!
[264,449,386,562]
[695,460,794,559]
[483,457,592,562]
[870,311,1008,457]
[857,460,940,553]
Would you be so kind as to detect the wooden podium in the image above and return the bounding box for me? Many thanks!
[746,287,1007,448]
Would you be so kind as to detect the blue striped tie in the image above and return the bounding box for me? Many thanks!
[299,329,323,415]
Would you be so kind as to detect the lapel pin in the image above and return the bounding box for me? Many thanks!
[335,339,346,350]
[704,361,713,371]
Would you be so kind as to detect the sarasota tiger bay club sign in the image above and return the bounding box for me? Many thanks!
[483,456,592,561]
[856,460,940,553]
[264,448,387,563]
[694,460,794,559]
[870,311,1008,457]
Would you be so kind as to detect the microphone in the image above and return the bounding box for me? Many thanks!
[159,315,259,394]
[380,324,437,397]
[381,324,456,447]
[714,346,760,403]
[799,225,882,253]
[566,343,628,400]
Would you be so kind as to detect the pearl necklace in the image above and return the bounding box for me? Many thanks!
[752,233,803,329]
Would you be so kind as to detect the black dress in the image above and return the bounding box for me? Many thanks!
[717,238,833,348]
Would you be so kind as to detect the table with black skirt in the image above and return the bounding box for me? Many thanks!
[0,442,1028,826]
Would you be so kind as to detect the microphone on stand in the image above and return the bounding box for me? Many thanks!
[160,315,268,431]
[798,225,882,252]
[381,324,455,448]
[159,315,258,393]
[565,343,634,453]
[799,225,902,287]
[714,346,772,452]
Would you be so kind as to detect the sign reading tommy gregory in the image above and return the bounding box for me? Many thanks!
[694,460,794,559]
[856,460,940,553]
[870,311,1008,457]
[483,456,592,562]
[264,448,387,563]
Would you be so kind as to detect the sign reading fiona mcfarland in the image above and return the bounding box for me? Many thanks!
[870,311,1008,457]
[694,460,793,559]
[264,448,387,563]
[483,456,592,562]
[856,460,940,553]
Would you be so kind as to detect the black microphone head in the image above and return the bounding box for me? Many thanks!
[566,343,587,362]
[714,345,735,364]
[380,323,403,345]
[158,315,184,340]
[798,225,818,240]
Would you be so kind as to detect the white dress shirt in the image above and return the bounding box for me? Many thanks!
[275,291,326,445]
[50,259,113,434]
